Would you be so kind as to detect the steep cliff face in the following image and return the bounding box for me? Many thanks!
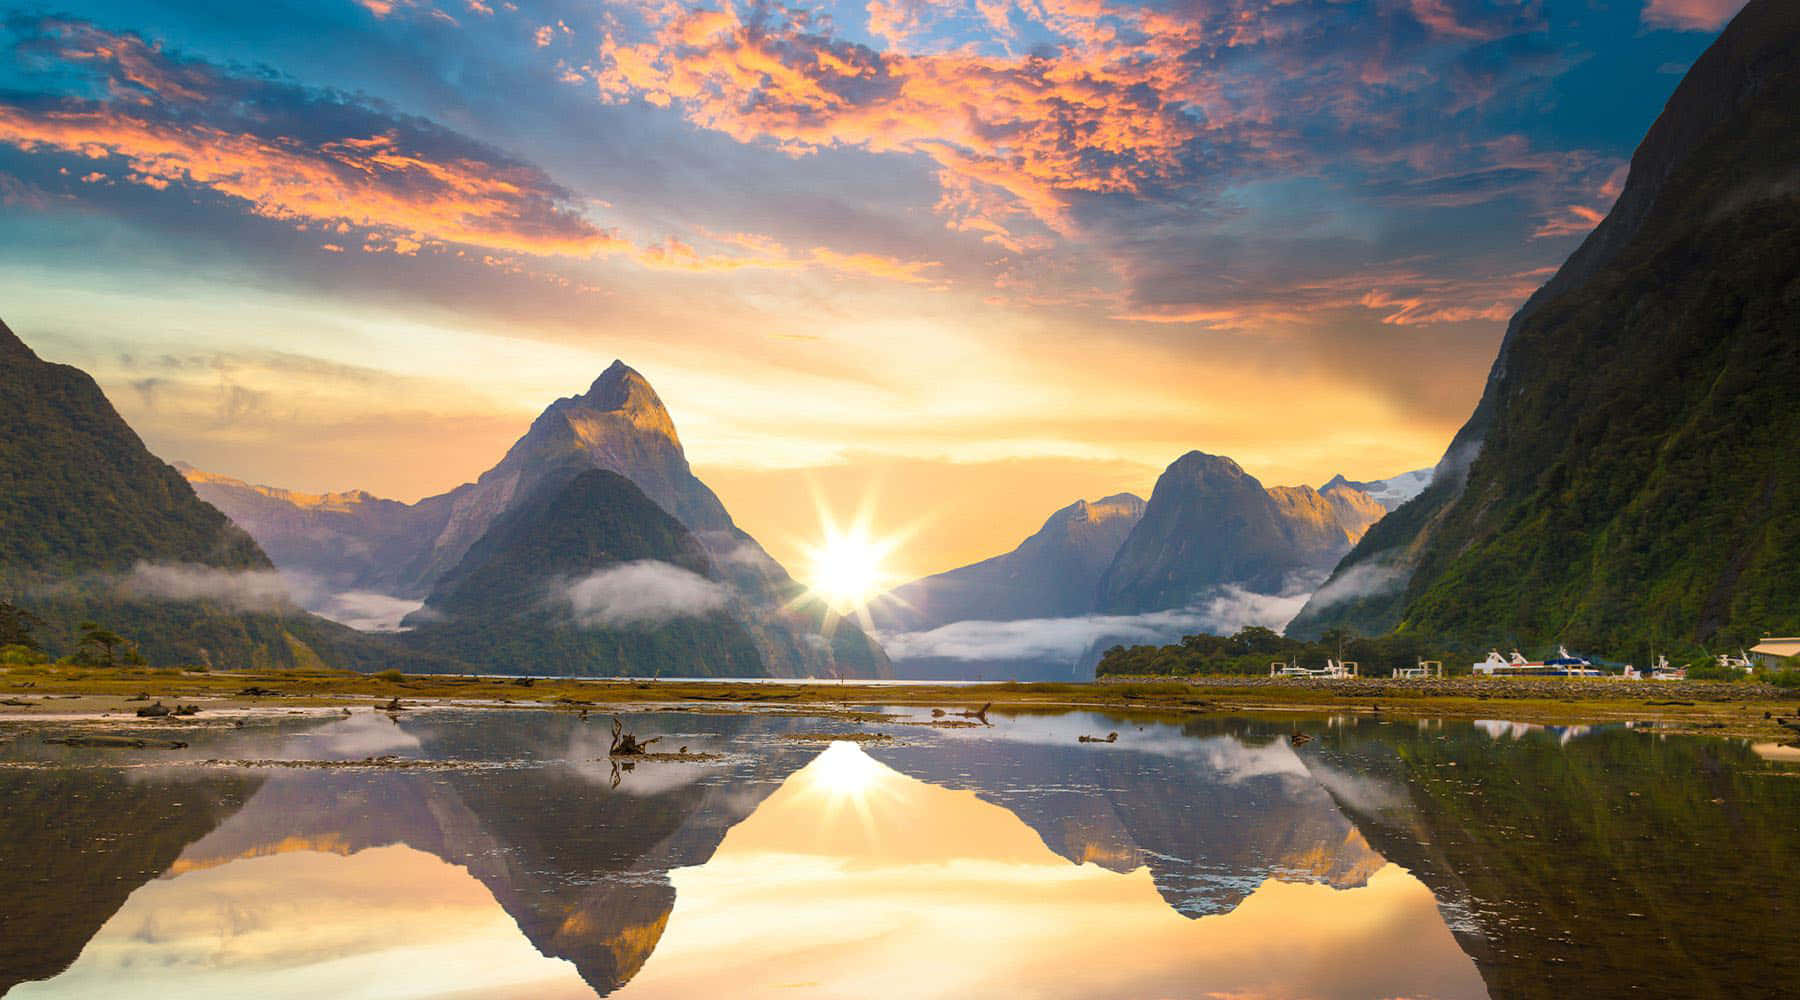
[1289,0,1800,646]
[873,493,1145,630]
[1096,453,1380,614]
[0,319,433,670]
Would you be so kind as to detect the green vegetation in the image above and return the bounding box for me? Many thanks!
[1097,626,1460,677]
[1293,11,1800,651]
[405,469,767,677]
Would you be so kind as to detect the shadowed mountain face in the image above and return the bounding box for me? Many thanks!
[0,319,438,670]
[401,469,767,677]
[1290,0,1800,646]
[186,362,889,678]
[1096,452,1381,614]
[872,494,1145,632]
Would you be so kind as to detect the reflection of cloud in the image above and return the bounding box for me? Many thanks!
[617,745,1485,999]
[11,847,595,1000]
[304,713,423,758]
[564,561,732,627]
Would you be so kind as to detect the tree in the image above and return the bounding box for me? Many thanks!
[0,600,43,650]
[78,621,126,667]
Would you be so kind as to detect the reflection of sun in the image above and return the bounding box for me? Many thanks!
[807,740,883,798]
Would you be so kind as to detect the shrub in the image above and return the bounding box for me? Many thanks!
[0,643,47,665]
[374,669,406,683]
[1765,669,1800,690]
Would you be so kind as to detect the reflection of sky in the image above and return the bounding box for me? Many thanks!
[617,743,1487,999]
[10,846,595,1000]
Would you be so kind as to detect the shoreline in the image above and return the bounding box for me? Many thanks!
[3,666,1797,744]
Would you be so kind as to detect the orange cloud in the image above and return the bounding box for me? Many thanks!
[0,105,625,257]
[592,0,1215,237]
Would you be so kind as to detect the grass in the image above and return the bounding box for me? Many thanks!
[1,664,1796,742]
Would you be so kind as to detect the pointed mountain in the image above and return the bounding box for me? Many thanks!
[1096,452,1379,614]
[0,318,438,670]
[183,361,889,677]
[401,469,765,676]
[872,493,1146,631]
[1289,0,1800,646]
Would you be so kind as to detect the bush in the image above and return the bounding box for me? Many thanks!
[374,669,406,683]
[1,643,47,665]
[1765,669,1800,690]
[1685,662,1747,682]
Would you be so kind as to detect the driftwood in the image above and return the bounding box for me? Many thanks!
[172,704,200,717]
[238,686,278,697]
[43,734,188,749]
[1290,731,1314,746]
[609,717,662,756]
[135,701,171,718]
[0,698,30,707]
[512,677,536,687]
[1078,731,1118,744]
[377,697,406,712]
[952,703,992,726]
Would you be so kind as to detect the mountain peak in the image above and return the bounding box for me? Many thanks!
[581,360,662,412]
[0,317,37,361]
[564,359,680,443]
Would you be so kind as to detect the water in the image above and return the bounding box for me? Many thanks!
[1,709,1796,998]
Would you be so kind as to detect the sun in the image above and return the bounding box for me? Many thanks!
[794,487,915,618]
[804,525,895,614]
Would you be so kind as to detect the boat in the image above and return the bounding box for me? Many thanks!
[1269,658,1359,679]
[1715,651,1753,673]
[1472,646,1604,678]
[1651,655,1686,681]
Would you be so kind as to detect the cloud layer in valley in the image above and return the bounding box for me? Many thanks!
[879,583,1312,666]
[563,561,733,628]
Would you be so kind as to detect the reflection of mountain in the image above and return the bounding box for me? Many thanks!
[616,742,1482,999]
[1304,721,1800,998]
[159,713,813,996]
[0,767,261,995]
[872,714,1387,916]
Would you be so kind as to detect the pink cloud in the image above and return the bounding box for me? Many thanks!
[1641,0,1747,31]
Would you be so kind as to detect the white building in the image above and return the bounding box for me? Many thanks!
[1748,638,1800,670]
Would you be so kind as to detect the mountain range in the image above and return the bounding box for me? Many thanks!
[187,361,888,678]
[877,452,1399,636]
[1289,0,1800,650]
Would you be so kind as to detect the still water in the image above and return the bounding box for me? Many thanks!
[1,709,1796,998]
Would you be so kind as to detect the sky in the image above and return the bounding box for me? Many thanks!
[0,0,1743,579]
